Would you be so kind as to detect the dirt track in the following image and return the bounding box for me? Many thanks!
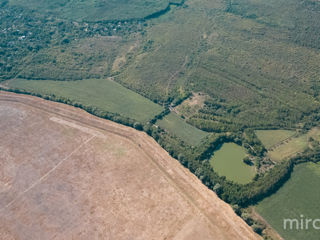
[0,91,260,240]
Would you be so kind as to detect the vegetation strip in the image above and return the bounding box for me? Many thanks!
[6,78,163,122]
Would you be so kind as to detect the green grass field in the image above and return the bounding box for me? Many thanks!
[267,134,309,162]
[256,162,320,240]
[156,112,208,146]
[255,130,296,149]
[9,0,171,21]
[210,143,255,184]
[7,78,163,122]
[266,128,320,162]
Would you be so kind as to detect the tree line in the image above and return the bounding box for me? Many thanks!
[3,86,320,209]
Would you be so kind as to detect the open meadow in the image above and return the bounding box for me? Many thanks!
[255,130,296,149]
[256,162,320,240]
[267,134,309,162]
[259,128,320,162]
[156,112,209,146]
[0,92,259,240]
[7,78,163,122]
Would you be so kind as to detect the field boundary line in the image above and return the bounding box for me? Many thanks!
[268,133,299,151]
[165,55,188,95]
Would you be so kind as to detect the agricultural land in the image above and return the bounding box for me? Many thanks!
[1,0,320,238]
[7,78,163,122]
[256,162,320,240]
[0,91,259,240]
[156,112,208,146]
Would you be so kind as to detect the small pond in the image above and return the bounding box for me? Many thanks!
[210,142,255,184]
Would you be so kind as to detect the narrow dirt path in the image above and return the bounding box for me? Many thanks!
[165,55,189,95]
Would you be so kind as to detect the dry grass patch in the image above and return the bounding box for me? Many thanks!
[267,127,319,162]
[255,130,296,150]
[174,92,207,118]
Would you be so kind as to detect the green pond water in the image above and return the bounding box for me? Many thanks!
[210,142,255,184]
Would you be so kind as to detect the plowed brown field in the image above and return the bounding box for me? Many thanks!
[0,91,260,240]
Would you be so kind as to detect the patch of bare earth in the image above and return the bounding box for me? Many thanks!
[0,91,260,240]
[174,92,207,117]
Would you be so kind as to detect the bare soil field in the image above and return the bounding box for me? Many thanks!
[0,91,259,240]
